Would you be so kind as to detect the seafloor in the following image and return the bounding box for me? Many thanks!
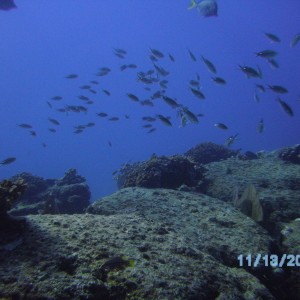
[0,145,300,299]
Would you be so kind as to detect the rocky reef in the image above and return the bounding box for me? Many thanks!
[0,178,27,232]
[278,144,300,164]
[115,154,206,190]
[0,144,299,299]
[9,168,90,216]
[185,141,239,164]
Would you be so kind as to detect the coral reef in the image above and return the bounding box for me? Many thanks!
[0,178,27,231]
[184,142,239,164]
[115,155,206,189]
[278,144,300,164]
[9,169,90,216]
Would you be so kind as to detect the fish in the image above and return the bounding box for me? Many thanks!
[264,33,281,43]
[153,63,169,76]
[74,129,83,134]
[51,96,63,100]
[142,124,152,128]
[162,96,179,108]
[90,80,99,85]
[255,50,278,59]
[89,89,97,94]
[190,87,205,100]
[147,128,156,133]
[150,48,164,59]
[256,84,265,93]
[257,119,264,133]
[108,141,112,147]
[78,95,89,101]
[0,157,16,165]
[48,118,60,125]
[239,65,262,78]
[97,112,108,117]
[108,117,119,121]
[140,100,154,107]
[189,79,200,87]
[180,107,199,124]
[102,89,111,96]
[127,64,137,69]
[254,93,260,103]
[187,48,197,61]
[268,59,279,69]
[157,114,172,127]
[65,74,78,79]
[214,123,228,130]
[18,123,33,129]
[120,65,127,71]
[212,76,226,85]
[0,0,17,11]
[114,48,127,55]
[114,53,125,59]
[268,85,288,94]
[48,128,56,133]
[46,101,52,108]
[202,56,217,74]
[86,122,95,127]
[127,93,139,102]
[169,54,175,62]
[290,33,300,47]
[142,116,156,122]
[30,131,37,136]
[225,134,238,147]
[189,0,218,17]
[277,98,294,116]
[80,85,91,90]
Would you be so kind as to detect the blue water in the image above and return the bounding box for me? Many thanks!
[1,1,299,201]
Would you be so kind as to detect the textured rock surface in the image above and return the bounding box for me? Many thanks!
[0,188,284,299]
[203,152,300,235]
[9,169,90,216]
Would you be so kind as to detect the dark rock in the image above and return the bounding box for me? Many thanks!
[184,142,238,164]
[9,169,90,216]
[278,144,300,164]
[116,155,206,189]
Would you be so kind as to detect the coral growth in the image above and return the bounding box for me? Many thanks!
[278,144,300,164]
[0,178,27,231]
[185,142,238,164]
[115,155,206,189]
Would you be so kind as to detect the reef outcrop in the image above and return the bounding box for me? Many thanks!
[9,169,90,216]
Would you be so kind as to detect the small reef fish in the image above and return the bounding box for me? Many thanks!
[202,56,217,74]
[225,134,238,147]
[150,48,164,59]
[257,119,264,133]
[48,118,60,125]
[290,33,300,47]
[239,65,262,79]
[264,33,281,43]
[212,76,226,85]
[268,85,288,94]
[18,123,33,129]
[127,93,139,102]
[51,96,63,100]
[255,50,278,59]
[190,87,205,100]
[187,48,197,61]
[214,123,228,130]
[65,74,78,79]
[277,98,294,117]
[189,0,218,17]
[0,157,16,165]
[157,114,172,127]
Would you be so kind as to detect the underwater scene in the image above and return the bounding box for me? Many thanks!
[0,1,300,299]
